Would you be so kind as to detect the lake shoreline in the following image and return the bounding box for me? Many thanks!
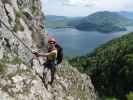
[46,26,133,57]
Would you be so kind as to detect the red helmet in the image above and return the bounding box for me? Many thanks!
[48,36,56,44]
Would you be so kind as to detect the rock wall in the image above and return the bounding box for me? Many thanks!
[0,0,47,63]
[0,60,97,100]
[0,0,97,100]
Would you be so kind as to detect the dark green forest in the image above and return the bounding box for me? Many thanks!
[69,32,133,99]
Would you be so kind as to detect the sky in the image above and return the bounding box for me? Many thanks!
[40,0,133,17]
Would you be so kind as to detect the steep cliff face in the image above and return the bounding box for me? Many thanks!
[0,0,97,100]
[0,0,47,62]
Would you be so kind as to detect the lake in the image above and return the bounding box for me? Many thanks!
[47,27,133,57]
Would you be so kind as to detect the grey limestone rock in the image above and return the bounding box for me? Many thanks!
[0,0,97,100]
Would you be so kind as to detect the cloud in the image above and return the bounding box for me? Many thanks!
[64,0,96,7]
[63,0,133,11]
[93,0,133,11]
[40,0,133,16]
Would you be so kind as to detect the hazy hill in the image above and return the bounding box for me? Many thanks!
[119,11,133,20]
[45,15,82,28]
[45,15,67,21]
[69,11,133,33]
[45,15,69,28]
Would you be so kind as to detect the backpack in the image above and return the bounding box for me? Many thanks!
[55,44,63,64]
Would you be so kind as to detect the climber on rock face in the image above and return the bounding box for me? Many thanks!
[33,36,58,85]
[33,35,63,87]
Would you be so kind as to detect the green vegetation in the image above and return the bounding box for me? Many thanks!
[10,56,23,65]
[0,56,23,74]
[69,32,133,99]
[127,92,133,100]
[31,0,38,16]
[75,22,126,33]
[16,11,23,18]
[0,55,23,65]
[67,84,88,100]
[56,61,92,100]
[0,56,10,63]
[0,62,7,74]
[0,56,9,74]
[13,11,24,32]
[69,11,133,33]
[32,5,38,16]
[103,97,117,100]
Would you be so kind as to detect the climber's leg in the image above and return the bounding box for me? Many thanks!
[48,61,56,85]
[42,62,49,88]
[49,66,56,85]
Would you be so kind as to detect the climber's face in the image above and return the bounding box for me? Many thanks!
[48,42,55,48]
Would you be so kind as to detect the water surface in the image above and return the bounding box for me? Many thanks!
[47,27,133,57]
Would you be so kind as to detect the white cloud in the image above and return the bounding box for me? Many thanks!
[93,0,133,11]
[64,0,133,11]
[40,0,133,16]
[64,0,96,7]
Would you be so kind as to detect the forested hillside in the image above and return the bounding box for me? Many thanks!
[69,32,133,99]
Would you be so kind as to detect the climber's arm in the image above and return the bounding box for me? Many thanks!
[37,52,49,57]
[33,50,57,57]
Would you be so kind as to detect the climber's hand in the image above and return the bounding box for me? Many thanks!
[32,51,39,57]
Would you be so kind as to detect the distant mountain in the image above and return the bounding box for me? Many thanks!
[45,15,68,28]
[69,11,133,33]
[45,15,82,28]
[118,11,133,20]
[45,15,67,21]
